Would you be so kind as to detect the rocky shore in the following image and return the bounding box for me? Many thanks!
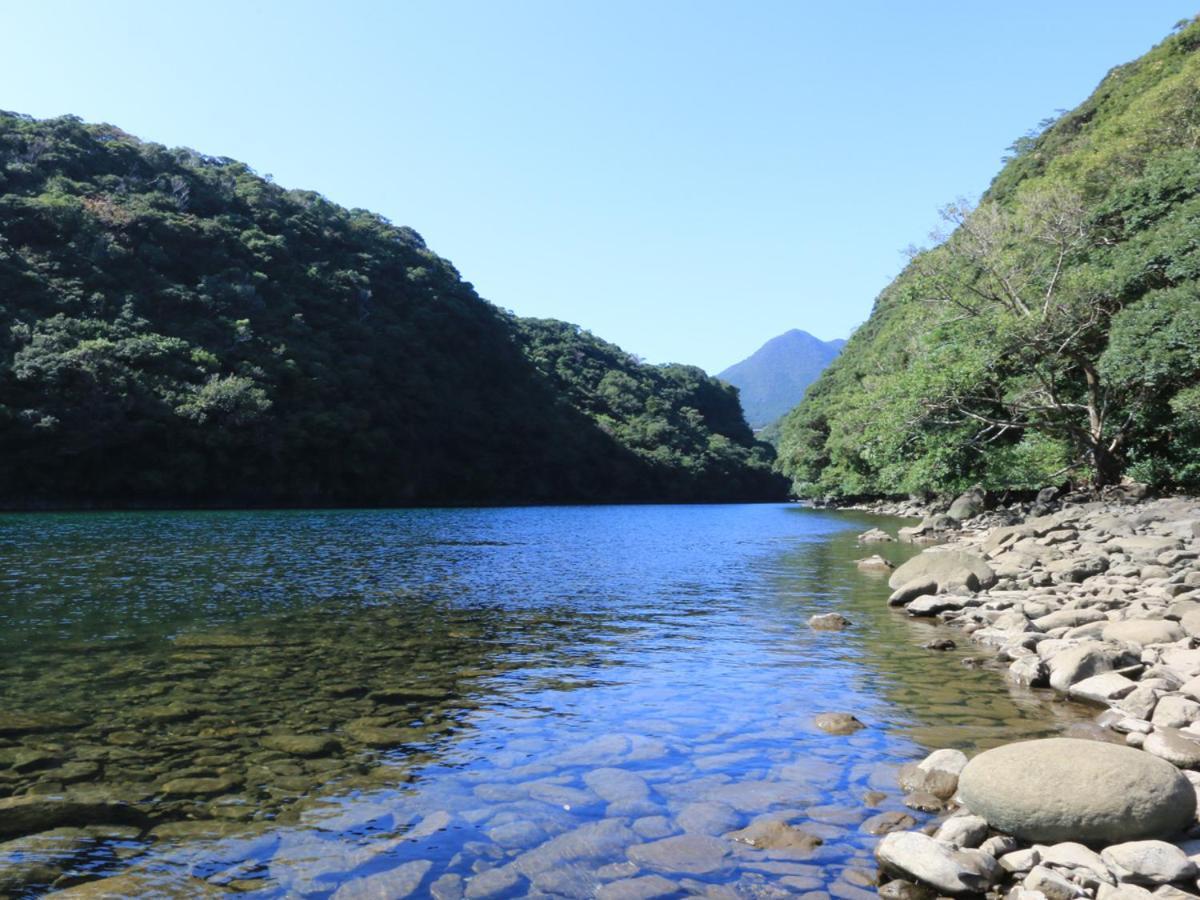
[852,488,1200,898]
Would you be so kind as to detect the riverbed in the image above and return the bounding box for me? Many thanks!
[0,505,1094,897]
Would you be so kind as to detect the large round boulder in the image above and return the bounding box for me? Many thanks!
[958,738,1195,844]
[887,550,997,593]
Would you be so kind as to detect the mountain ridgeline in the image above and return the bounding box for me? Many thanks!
[718,329,845,430]
[776,18,1200,499]
[0,111,785,506]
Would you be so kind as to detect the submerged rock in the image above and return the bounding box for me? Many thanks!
[727,818,822,852]
[809,612,852,630]
[0,794,140,840]
[859,528,894,543]
[957,738,1195,843]
[626,834,730,874]
[814,712,865,735]
[857,554,895,572]
[260,734,342,758]
[863,811,918,835]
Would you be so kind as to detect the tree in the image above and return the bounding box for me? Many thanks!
[910,183,1129,486]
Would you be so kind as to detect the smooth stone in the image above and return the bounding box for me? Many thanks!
[859,528,894,543]
[1097,885,1154,900]
[957,738,1196,843]
[330,860,434,899]
[260,734,342,757]
[1103,620,1186,646]
[1152,696,1200,730]
[0,713,86,736]
[875,831,999,896]
[1046,643,1134,692]
[675,802,740,835]
[857,555,895,571]
[1069,672,1140,705]
[888,550,997,593]
[1036,841,1109,880]
[45,872,227,897]
[727,818,822,852]
[511,820,637,878]
[934,815,989,848]
[626,834,730,874]
[907,594,968,617]
[889,578,938,607]
[1100,841,1197,886]
[1143,729,1200,768]
[0,795,138,839]
[463,866,521,899]
[595,875,679,900]
[863,811,917,835]
[903,791,944,812]
[878,880,937,900]
[582,768,656,816]
[160,776,241,798]
[1024,864,1085,900]
[814,713,865,735]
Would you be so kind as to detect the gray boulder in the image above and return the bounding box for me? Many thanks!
[1047,555,1110,583]
[1067,672,1139,705]
[888,578,938,607]
[956,738,1196,843]
[1102,619,1185,647]
[1143,728,1200,768]
[1100,840,1197,886]
[1045,642,1137,693]
[947,487,986,522]
[888,550,997,593]
[875,831,999,895]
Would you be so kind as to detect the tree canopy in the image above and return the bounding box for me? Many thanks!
[775,18,1200,498]
[0,111,785,506]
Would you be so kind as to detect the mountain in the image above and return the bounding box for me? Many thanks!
[776,17,1200,499]
[718,330,845,429]
[0,111,787,507]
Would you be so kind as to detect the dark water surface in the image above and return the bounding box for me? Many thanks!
[0,505,1091,898]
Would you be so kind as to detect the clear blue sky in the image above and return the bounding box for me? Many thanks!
[2,2,1193,372]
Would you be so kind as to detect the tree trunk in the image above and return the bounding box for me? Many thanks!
[1089,440,1122,487]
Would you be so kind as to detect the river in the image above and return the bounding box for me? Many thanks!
[0,504,1093,897]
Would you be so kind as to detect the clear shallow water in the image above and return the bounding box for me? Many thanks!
[0,505,1092,898]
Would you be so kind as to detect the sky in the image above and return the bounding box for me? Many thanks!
[1,2,1195,373]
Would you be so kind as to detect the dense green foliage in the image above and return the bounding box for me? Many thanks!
[717,330,845,430]
[516,318,781,498]
[776,19,1200,498]
[0,111,784,506]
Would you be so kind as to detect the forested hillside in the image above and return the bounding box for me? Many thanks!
[776,17,1200,499]
[0,111,785,506]
[718,329,845,429]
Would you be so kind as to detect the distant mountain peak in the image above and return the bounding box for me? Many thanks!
[718,330,844,429]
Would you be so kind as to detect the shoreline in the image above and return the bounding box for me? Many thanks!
[852,489,1200,896]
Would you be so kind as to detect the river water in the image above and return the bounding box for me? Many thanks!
[0,504,1092,898]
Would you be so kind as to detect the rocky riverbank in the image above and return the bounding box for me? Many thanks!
[855,489,1200,898]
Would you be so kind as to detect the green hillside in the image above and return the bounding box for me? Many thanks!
[776,17,1200,499]
[0,111,785,506]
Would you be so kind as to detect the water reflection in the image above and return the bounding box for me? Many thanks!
[0,505,1092,897]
